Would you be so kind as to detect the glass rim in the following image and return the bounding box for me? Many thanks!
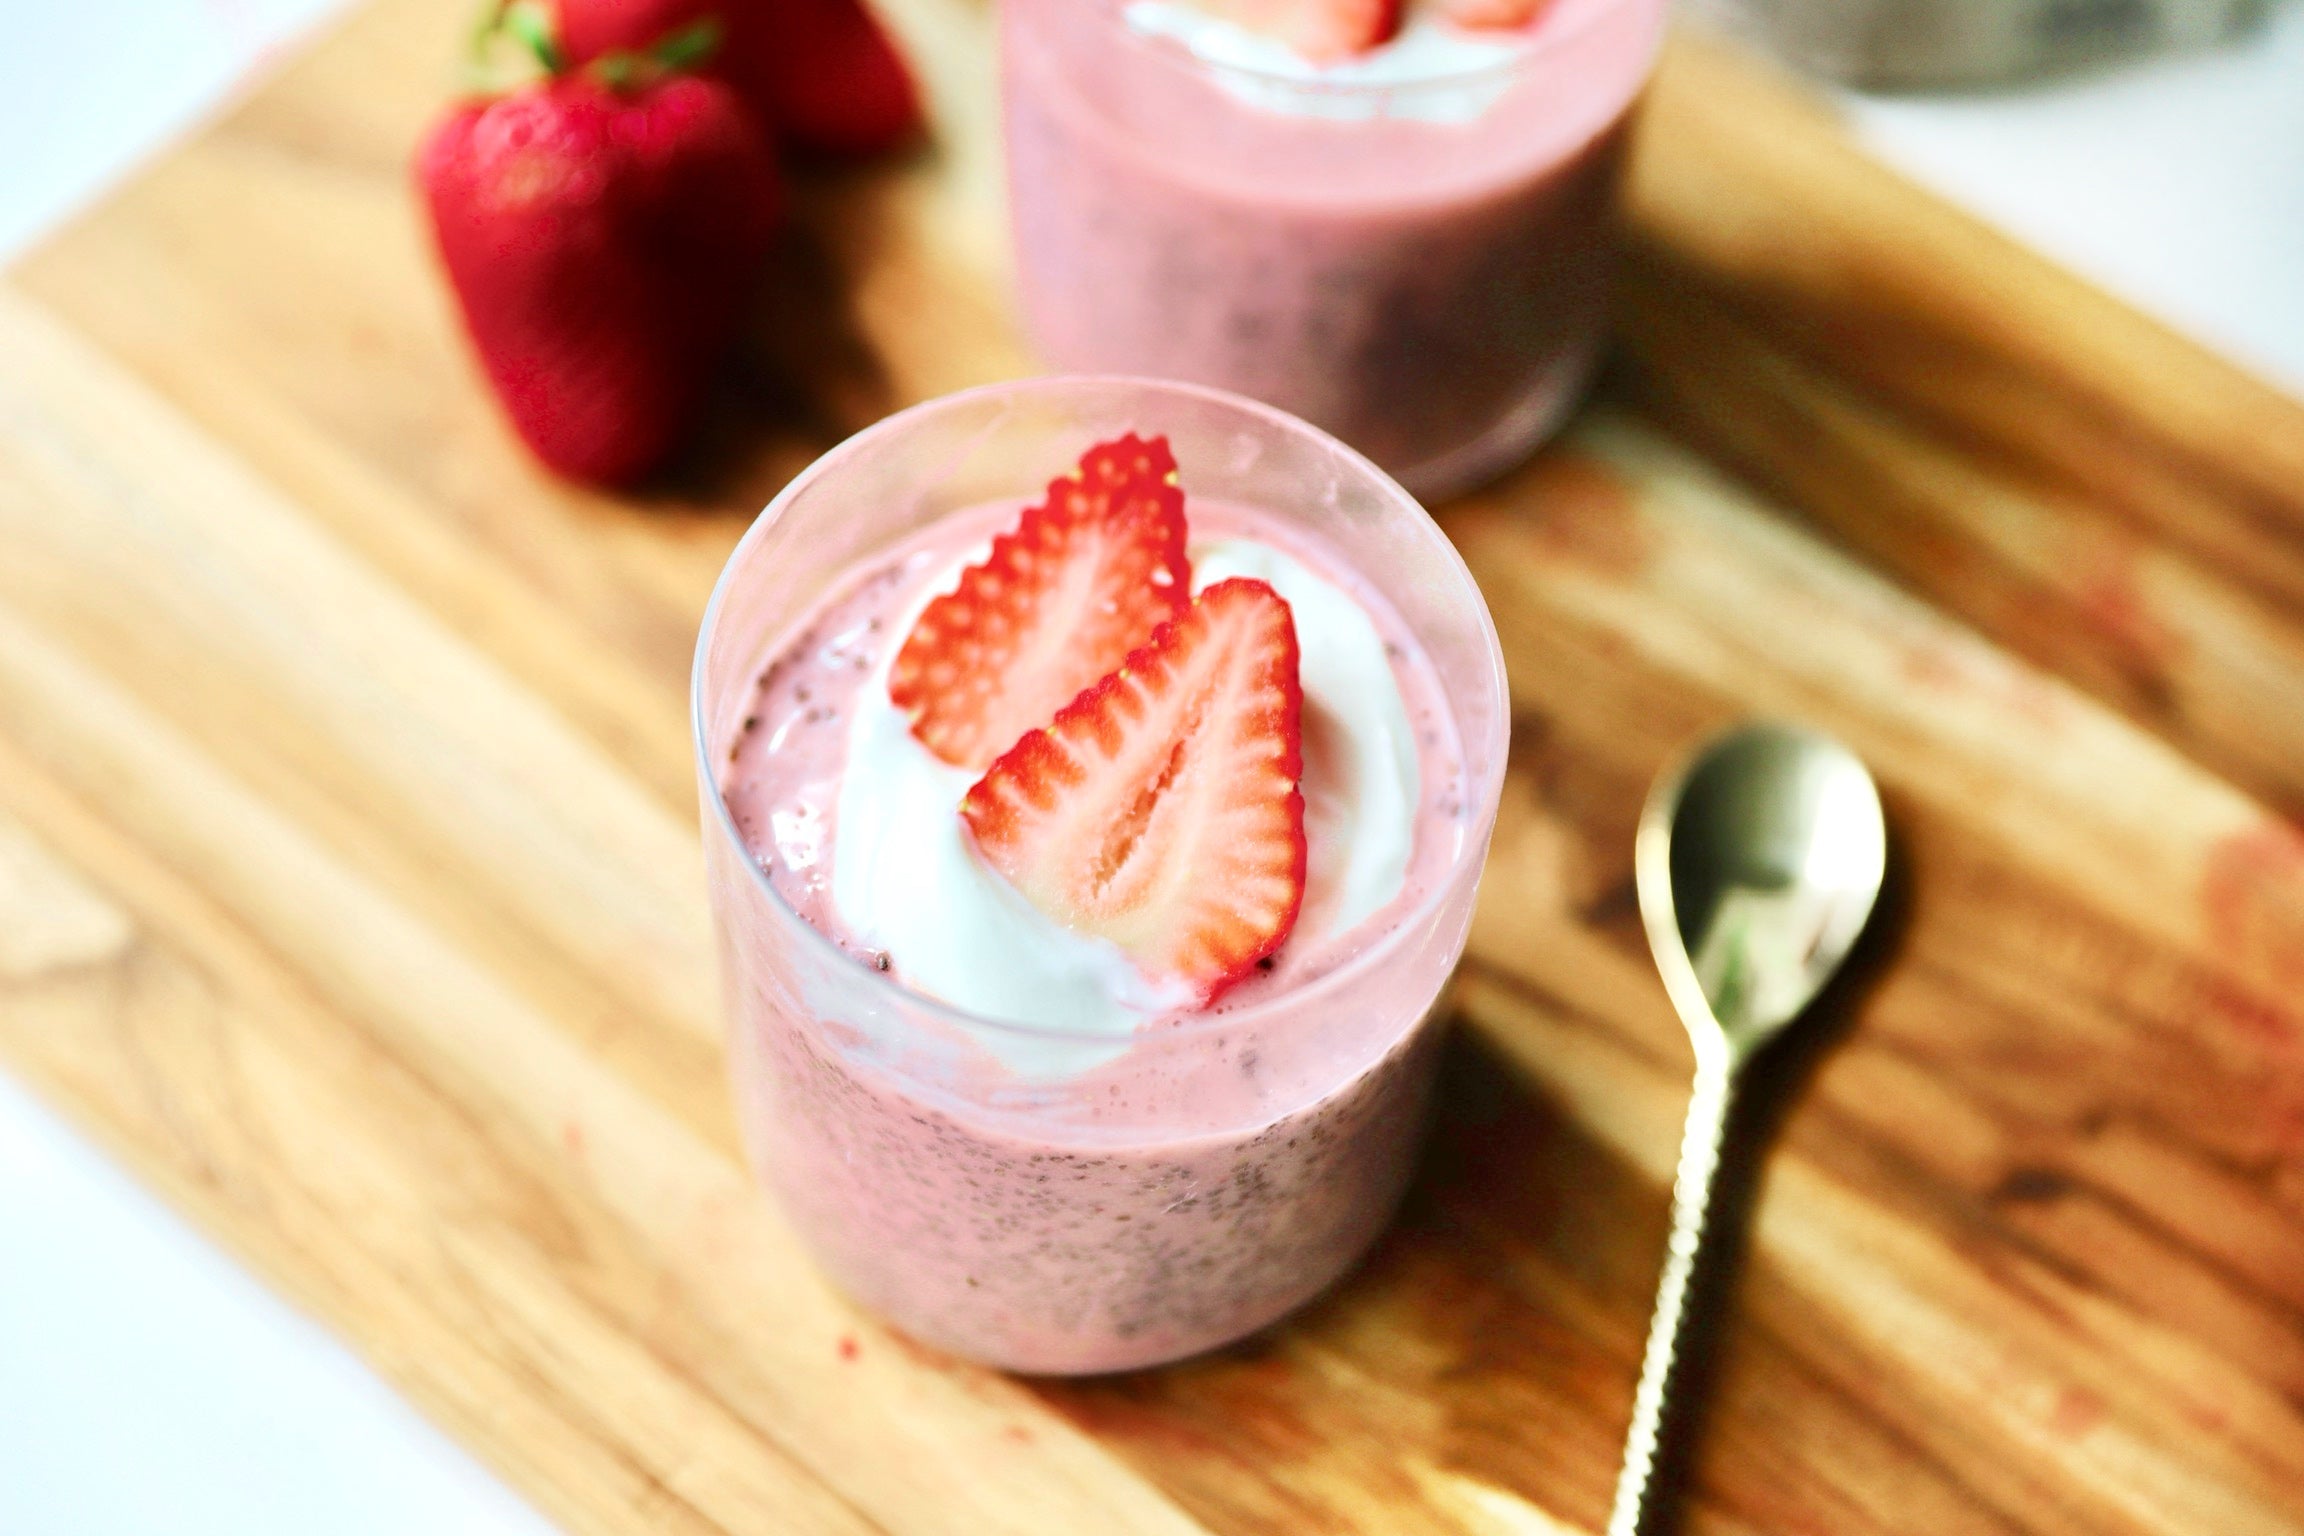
[1081,0,1642,95]
[690,373,1511,1045]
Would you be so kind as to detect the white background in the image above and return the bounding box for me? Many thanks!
[2,2,2300,1531]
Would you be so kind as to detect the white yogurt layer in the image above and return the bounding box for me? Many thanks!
[1123,2,1523,124]
[1192,539,1418,942]
[828,534,1421,1047]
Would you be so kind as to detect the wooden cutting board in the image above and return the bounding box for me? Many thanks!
[5,0,2303,1530]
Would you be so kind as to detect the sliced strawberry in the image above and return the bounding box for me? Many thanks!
[961,578,1307,1003]
[1195,0,1401,60]
[889,434,1190,771]
[1435,0,1548,31]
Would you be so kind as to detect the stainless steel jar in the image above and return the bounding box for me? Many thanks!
[1684,0,2270,86]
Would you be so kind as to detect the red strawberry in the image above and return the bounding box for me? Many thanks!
[889,434,1190,771]
[553,0,704,66]
[553,0,925,157]
[1194,0,1402,60]
[1435,0,1548,30]
[961,578,1307,1003]
[752,0,924,156]
[417,58,780,483]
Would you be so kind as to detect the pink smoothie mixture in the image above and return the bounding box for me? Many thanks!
[717,496,1474,1372]
[1000,0,1667,497]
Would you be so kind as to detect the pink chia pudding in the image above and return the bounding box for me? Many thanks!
[695,378,1507,1373]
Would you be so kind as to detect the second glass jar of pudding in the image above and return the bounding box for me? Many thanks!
[1000,0,1667,501]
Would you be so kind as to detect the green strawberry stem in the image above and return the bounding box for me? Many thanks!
[647,18,722,71]
[463,0,720,94]
[462,0,558,92]
[499,0,564,72]
[592,19,722,88]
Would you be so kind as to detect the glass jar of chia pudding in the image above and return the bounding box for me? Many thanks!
[693,377,1509,1373]
[999,0,1668,501]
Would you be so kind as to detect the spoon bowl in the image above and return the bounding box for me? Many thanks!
[1608,722,1886,1536]
[1637,724,1887,1057]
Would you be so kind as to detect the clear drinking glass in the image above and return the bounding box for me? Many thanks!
[999,0,1667,501]
[693,376,1510,1373]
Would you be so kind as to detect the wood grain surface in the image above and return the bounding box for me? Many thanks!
[4,2,2303,1532]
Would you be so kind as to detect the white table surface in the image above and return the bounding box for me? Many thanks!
[2,3,2299,1531]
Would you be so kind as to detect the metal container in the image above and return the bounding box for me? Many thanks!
[1684,0,2269,86]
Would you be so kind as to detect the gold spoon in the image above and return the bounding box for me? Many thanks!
[1607,723,1887,1536]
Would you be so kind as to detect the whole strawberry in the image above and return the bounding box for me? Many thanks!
[553,0,924,158]
[416,12,781,483]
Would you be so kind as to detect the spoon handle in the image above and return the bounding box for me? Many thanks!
[1606,1057,1735,1536]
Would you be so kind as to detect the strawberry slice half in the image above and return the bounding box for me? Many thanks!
[1196,0,1402,60]
[961,578,1307,1003]
[889,434,1190,771]
[1435,0,1548,31]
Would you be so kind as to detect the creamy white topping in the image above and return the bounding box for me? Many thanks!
[1123,2,1522,124]
[828,550,1175,1048]
[1193,539,1418,942]
[827,534,1420,1049]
